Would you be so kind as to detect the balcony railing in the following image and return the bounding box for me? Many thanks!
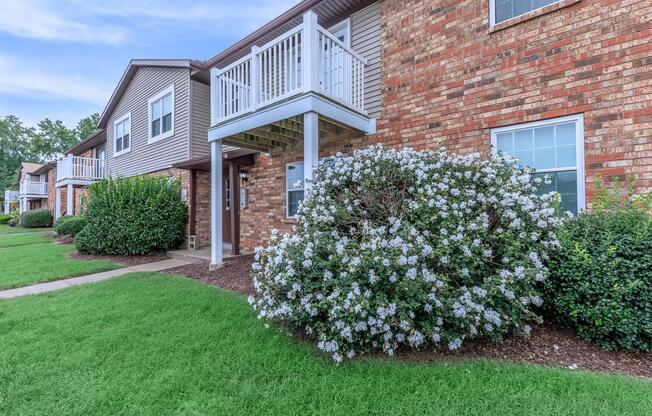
[214,11,367,124]
[57,155,105,182]
[20,180,47,196]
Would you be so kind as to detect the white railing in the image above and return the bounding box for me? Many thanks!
[214,11,367,123]
[20,180,47,196]
[4,190,18,202]
[57,155,105,182]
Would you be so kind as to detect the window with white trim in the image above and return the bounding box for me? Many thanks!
[113,113,131,156]
[491,114,585,214]
[286,162,305,218]
[490,0,562,26]
[148,85,174,143]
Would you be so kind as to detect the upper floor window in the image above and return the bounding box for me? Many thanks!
[490,0,562,26]
[148,85,174,143]
[286,162,305,218]
[113,112,131,157]
[491,114,585,214]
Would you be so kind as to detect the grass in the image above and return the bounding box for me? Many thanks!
[0,272,649,416]
[0,232,120,290]
[0,232,52,248]
[0,224,53,235]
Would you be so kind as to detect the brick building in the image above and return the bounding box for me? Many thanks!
[203,0,652,267]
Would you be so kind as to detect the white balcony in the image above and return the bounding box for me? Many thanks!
[208,11,375,146]
[20,180,47,196]
[57,155,105,184]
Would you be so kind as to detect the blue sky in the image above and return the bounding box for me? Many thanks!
[0,0,296,128]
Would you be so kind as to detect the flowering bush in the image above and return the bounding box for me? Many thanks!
[250,146,560,361]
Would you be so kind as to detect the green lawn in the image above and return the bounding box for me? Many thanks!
[0,232,52,248]
[0,273,649,416]
[0,233,120,289]
[0,224,53,235]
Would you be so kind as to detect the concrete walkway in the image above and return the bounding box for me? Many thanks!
[0,259,191,300]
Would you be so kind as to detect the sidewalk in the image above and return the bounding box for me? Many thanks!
[0,259,192,300]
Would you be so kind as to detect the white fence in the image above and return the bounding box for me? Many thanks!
[214,11,367,123]
[20,180,47,196]
[57,156,105,182]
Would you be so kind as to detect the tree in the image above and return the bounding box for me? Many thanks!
[0,113,99,204]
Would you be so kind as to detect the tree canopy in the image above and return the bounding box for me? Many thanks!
[0,113,99,200]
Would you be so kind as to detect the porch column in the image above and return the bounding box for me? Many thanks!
[303,111,319,191]
[210,140,224,270]
[66,183,73,216]
[55,186,61,219]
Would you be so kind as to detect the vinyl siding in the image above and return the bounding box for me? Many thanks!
[351,1,382,119]
[190,80,211,159]
[106,67,191,177]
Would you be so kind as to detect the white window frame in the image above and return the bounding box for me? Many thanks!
[328,18,351,47]
[489,0,564,27]
[147,84,175,144]
[113,112,132,157]
[490,114,585,212]
[286,162,305,218]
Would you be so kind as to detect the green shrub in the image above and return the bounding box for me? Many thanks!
[545,180,652,351]
[54,216,87,237]
[0,214,11,224]
[251,146,561,361]
[75,176,187,255]
[19,209,53,228]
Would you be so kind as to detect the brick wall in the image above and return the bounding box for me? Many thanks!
[235,0,652,252]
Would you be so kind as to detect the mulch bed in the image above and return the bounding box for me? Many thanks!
[165,255,255,297]
[69,252,170,267]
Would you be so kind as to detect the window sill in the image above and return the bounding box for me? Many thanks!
[489,0,581,33]
[113,148,131,158]
[281,217,298,224]
[148,129,174,144]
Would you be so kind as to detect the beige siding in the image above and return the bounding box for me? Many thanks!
[190,80,211,159]
[351,1,382,119]
[106,67,191,177]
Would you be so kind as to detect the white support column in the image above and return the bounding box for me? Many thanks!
[55,186,61,219]
[66,183,73,216]
[210,140,224,270]
[303,111,319,191]
[302,11,320,92]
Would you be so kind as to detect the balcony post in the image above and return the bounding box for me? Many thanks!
[303,111,319,191]
[210,140,224,270]
[302,11,320,93]
[210,67,219,125]
[55,186,61,219]
[251,45,260,111]
[66,183,73,216]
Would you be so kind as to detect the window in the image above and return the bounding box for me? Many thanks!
[490,0,562,26]
[286,162,305,218]
[491,114,585,214]
[113,112,131,157]
[225,177,231,211]
[148,85,174,143]
[328,18,350,46]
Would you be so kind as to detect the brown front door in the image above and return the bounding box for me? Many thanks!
[222,167,232,244]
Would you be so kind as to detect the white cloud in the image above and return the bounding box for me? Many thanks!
[0,0,129,44]
[0,54,112,106]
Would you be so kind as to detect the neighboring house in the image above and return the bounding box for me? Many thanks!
[17,162,49,214]
[201,0,651,268]
[3,190,19,214]
[53,129,107,218]
[95,59,254,252]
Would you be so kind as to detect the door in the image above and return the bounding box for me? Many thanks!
[323,19,350,97]
[95,145,106,178]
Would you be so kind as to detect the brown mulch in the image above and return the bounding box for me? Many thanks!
[165,254,255,296]
[69,252,170,267]
[164,255,651,379]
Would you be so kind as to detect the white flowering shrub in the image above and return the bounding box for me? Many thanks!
[250,145,560,361]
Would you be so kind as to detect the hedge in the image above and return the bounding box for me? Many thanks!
[19,209,52,228]
[75,176,187,255]
[54,216,87,237]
